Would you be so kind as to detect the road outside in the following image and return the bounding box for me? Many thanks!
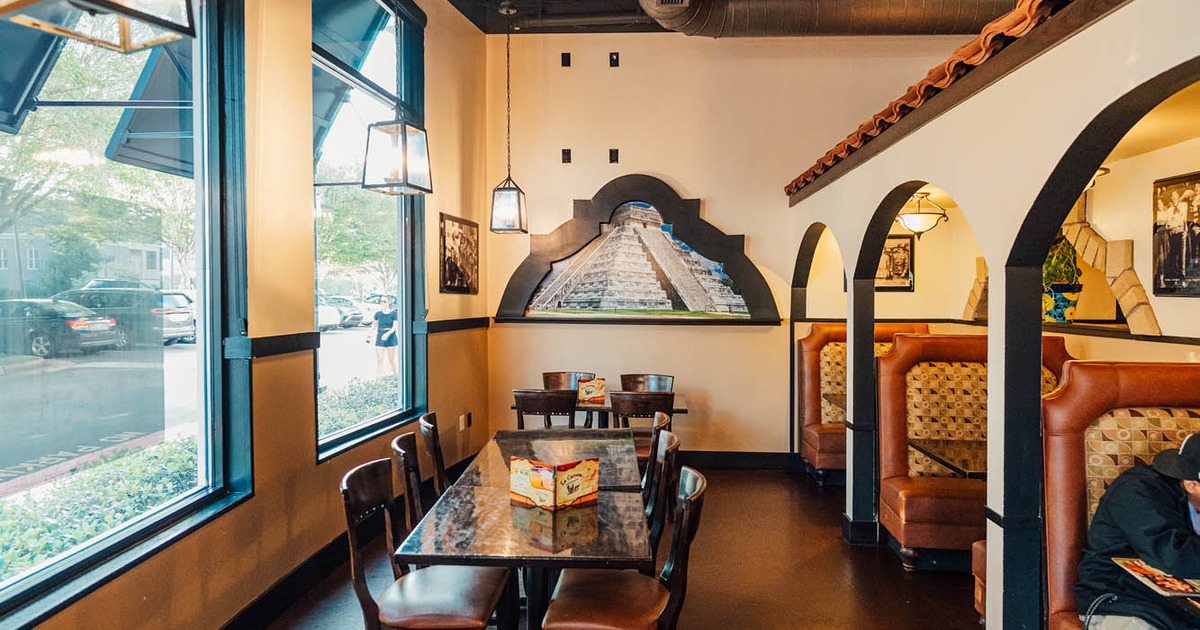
[0,327,379,494]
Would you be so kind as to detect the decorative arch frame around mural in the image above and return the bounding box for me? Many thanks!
[495,174,780,324]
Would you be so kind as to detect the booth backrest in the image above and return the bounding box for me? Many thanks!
[799,323,929,427]
[878,334,1073,480]
[1044,362,1200,630]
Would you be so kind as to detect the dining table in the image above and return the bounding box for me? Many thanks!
[510,394,688,429]
[394,428,653,630]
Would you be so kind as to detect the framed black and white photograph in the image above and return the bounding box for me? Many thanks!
[439,213,479,294]
[1153,171,1200,296]
[875,234,915,292]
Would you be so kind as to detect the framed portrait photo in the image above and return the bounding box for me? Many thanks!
[875,234,915,292]
[1152,171,1200,296]
[439,213,479,294]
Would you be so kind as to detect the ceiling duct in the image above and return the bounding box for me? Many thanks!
[637,0,1018,37]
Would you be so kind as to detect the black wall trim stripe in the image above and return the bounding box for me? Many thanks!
[427,317,490,333]
[677,451,801,471]
[247,332,321,358]
[495,317,781,327]
[985,507,1041,529]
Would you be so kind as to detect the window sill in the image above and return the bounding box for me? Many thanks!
[316,408,424,463]
[2,488,252,629]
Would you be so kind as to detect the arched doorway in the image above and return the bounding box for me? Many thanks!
[1005,57,1200,629]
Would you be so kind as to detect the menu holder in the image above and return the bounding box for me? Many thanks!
[1113,557,1200,597]
[509,456,599,510]
[511,503,599,552]
[577,377,606,404]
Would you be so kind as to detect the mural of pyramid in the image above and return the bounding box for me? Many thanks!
[528,202,749,318]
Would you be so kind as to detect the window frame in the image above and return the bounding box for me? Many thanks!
[0,248,7,270]
[26,247,38,270]
[0,0,252,624]
[312,0,427,461]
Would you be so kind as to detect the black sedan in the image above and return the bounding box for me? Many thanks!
[0,299,121,358]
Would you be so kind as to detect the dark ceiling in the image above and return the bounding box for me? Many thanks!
[447,0,665,34]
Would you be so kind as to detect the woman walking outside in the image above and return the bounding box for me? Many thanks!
[373,296,398,376]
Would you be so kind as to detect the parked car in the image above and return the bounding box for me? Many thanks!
[316,298,342,332]
[0,299,120,358]
[325,295,364,328]
[51,288,196,348]
[81,278,153,289]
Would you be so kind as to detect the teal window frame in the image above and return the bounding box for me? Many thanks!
[0,0,253,625]
[312,0,428,461]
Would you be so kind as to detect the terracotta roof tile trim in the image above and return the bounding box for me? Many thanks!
[784,0,1071,197]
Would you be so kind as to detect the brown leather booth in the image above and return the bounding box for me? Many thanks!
[798,322,928,482]
[878,334,1072,568]
[1044,362,1200,630]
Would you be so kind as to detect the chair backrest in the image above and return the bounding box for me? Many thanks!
[418,412,451,497]
[621,373,674,392]
[514,388,579,429]
[543,371,595,390]
[390,432,425,528]
[642,412,674,505]
[798,323,929,428]
[658,466,707,630]
[610,391,675,429]
[877,334,1072,481]
[1044,361,1200,629]
[341,458,404,630]
[646,429,679,561]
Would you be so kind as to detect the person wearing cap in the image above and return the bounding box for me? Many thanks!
[1076,434,1200,629]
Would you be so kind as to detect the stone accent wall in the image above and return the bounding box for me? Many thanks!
[1063,221,1161,336]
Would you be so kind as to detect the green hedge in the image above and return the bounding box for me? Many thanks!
[318,376,398,436]
[0,439,198,582]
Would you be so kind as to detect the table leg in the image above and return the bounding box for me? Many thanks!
[597,410,610,429]
[523,567,553,630]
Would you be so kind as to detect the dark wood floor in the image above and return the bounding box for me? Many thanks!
[268,469,979,629]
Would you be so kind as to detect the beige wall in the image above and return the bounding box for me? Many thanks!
[484,32,969,453]
[37,0,489,627]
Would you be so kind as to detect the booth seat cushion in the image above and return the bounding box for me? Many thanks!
[802,424,846,471]
[879,476,986,550]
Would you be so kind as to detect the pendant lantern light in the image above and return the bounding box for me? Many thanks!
[0,0,195,53]
[362,17,432,196]
[895,191,949,240]
[490,24,527,234]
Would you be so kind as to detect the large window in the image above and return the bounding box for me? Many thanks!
[312,0,426,453]
[0,2,245,619]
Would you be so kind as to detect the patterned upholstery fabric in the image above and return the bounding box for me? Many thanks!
[818,342,894,424]
[1083,407,1200,519]
[905,363,1060,477]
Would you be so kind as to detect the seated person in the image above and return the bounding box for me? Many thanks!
[1077,435,1200,629]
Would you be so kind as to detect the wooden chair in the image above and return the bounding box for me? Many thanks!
[610,391,676,468]
[340,454,514,630]
[1043,362,1200,629]
[513,388,579,429]
[643,429,679,562]
[621,373,674,393]
[542,466,708,630]
[418,412,451,497]
[543,371,596,427]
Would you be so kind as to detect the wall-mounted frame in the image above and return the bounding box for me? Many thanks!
[875,234,915,292]
[439,212,478,294]
[1153,170,1200,296]
[496,174,779,324]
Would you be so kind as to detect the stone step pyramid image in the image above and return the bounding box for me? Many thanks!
[528,202,748,318]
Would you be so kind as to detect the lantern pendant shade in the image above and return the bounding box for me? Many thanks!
[895,192,948,240]
[490,176,527,234]
[0,0,195,53]
[362,118,433,195]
